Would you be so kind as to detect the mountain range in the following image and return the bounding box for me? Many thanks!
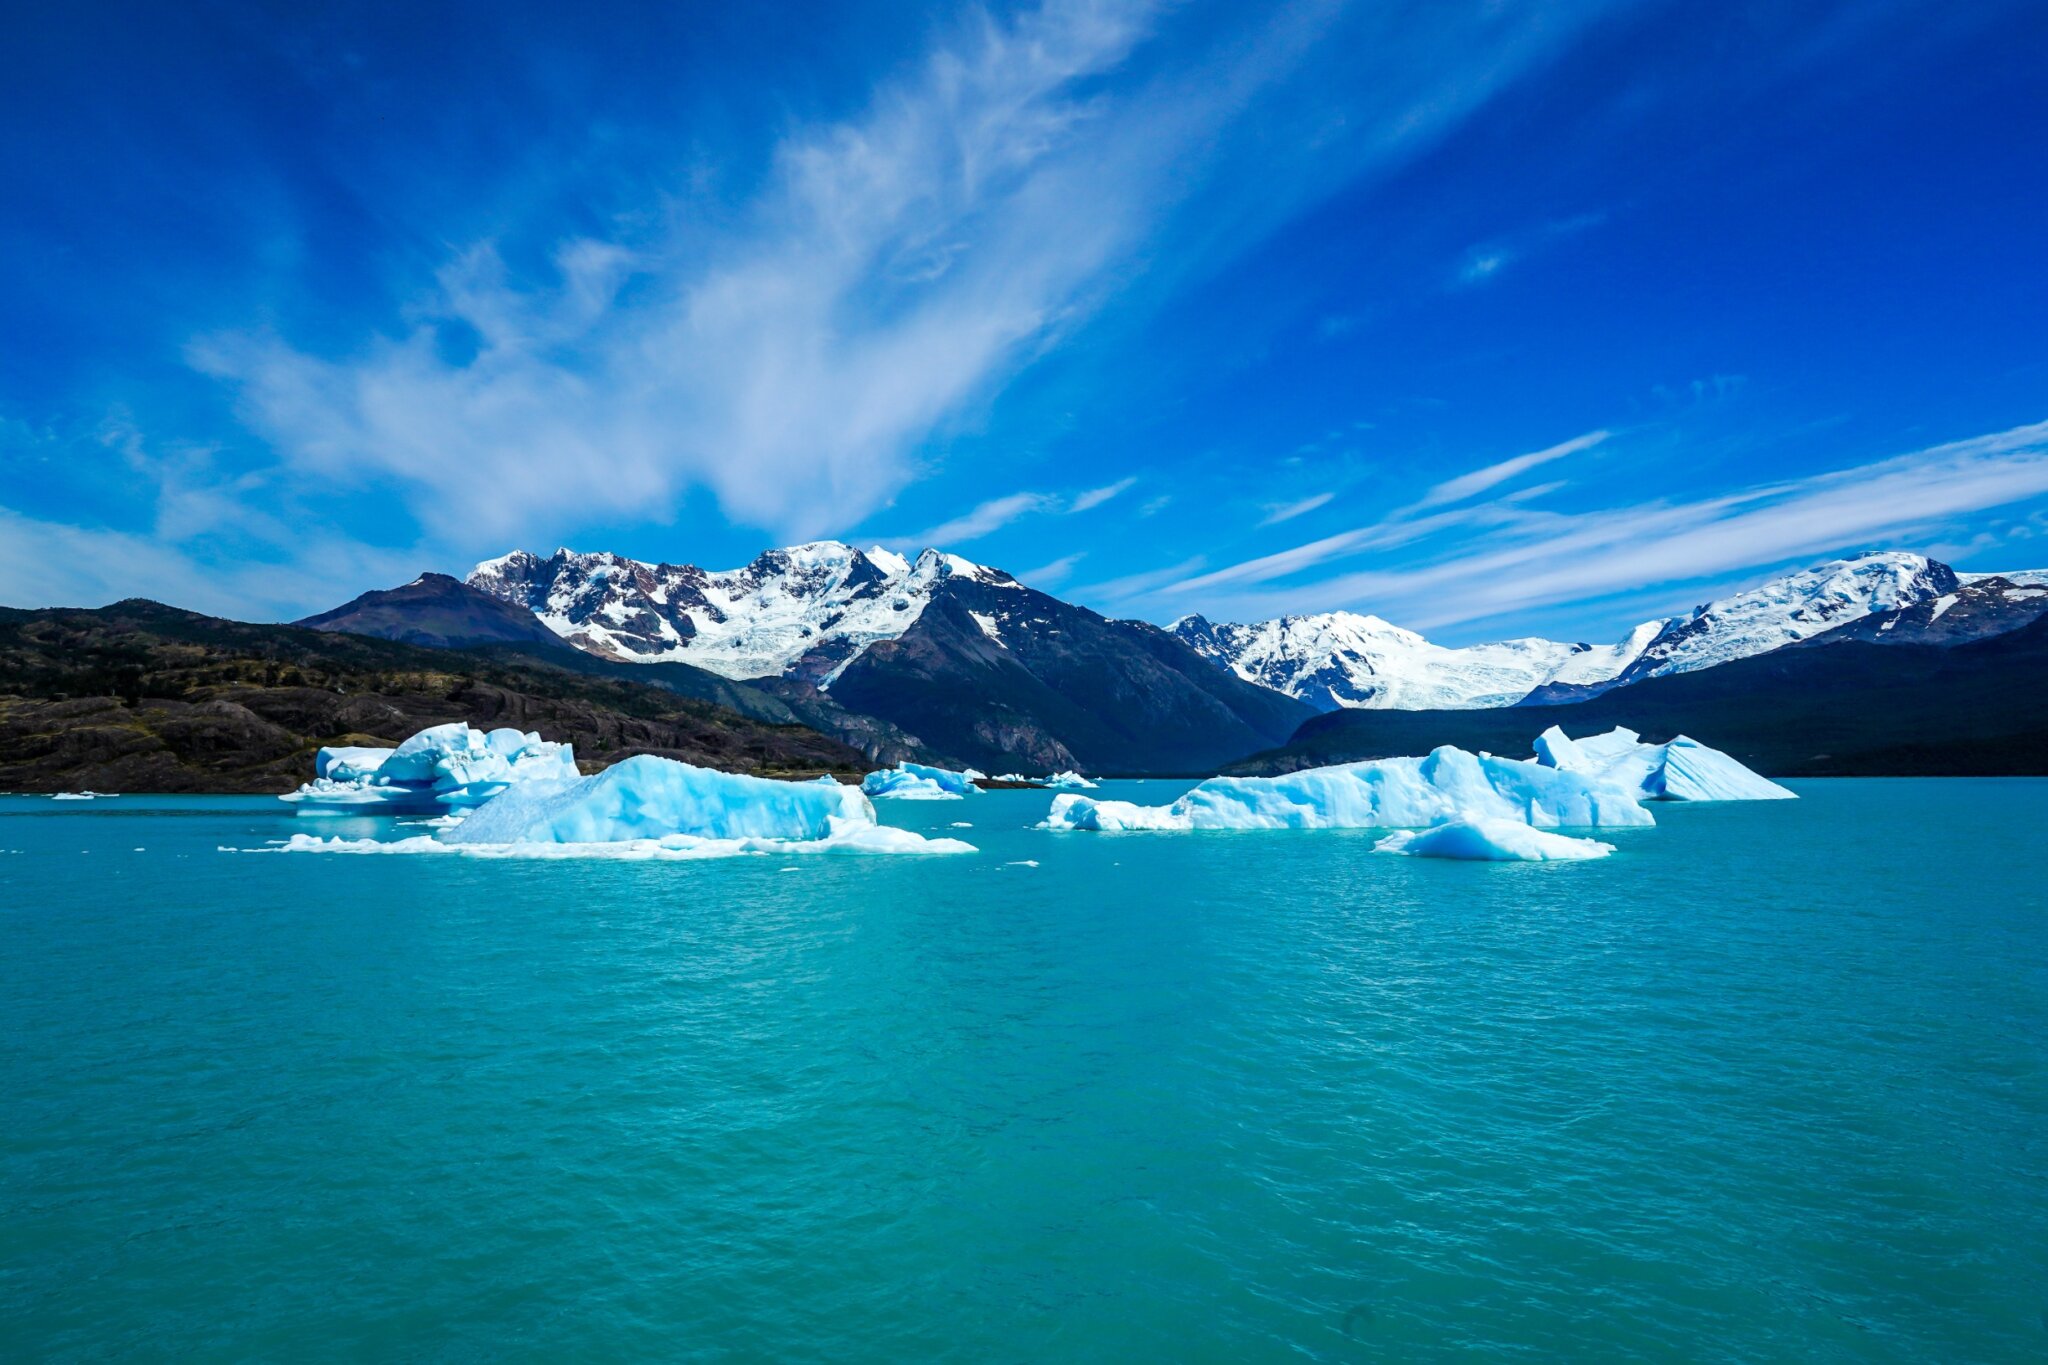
[13,542,2038,789]
[1172,552,1988,710]
[280,543,2048,776]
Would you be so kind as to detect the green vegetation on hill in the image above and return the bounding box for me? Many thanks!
[0,600,867,793]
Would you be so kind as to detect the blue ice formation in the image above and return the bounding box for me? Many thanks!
[1374,816,1616,861]
[1533,726,1795,801]
[1042,746,1652,833]
[283,723,580,814]
[1042,770,1097,790]
[435,754,972,855]
[860,762,985,799]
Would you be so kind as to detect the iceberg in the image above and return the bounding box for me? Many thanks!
[985,770,1096,788]
[315,746,393,782]
[451,754,871,844]
[1533,726,1795,801]
[1375,817,1615,861]
[283,722,581,814]
[861,762,984,800]
[1042,746,1652,833]
[256,753,976,858]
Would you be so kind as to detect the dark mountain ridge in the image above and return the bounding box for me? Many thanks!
[821,575,1315,773]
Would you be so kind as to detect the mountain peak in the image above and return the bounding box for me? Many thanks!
[466,540,1020,680]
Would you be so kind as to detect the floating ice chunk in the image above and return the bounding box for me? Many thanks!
[987,770,1097,788]
[246,758,975,858]
[441,752,970,855]
[448,754,871,844]
[315,746,393,781]
[285,723,579,813]
[861,762,984,799]
[52,791,102,800]
[1533,725,1794,801]
[1375,817,1615,861]
[1042,746,1651,832]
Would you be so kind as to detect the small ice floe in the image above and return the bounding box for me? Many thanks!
[1004,859,1041,868]
[53,791,109,800]
[860,762,984,800]
[949,821,974,829]
[1375,816,1615,862]
[281,724,579,815]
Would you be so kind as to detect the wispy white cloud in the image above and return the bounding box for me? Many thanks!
[892,474,1136,547]
[1169,417,2048,628]
[1070,476,1137,512]
[0,502,423,619]
[1415,429,1608,509]
[1258,491,1334,526]
[1019,550,1086,588]
[900,491,1060,546]
[188,0,1628,558]
[1454,212,1607,288]
[1072,555,1208,605]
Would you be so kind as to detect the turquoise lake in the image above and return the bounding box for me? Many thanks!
[3,780,2045,1361]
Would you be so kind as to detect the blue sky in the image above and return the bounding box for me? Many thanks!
[4,0,2046,643]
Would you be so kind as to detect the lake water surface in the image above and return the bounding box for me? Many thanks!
[3,780,2045,1361]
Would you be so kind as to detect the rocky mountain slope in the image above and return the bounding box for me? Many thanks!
[1788,573,2048,647]
[297,572,576,651]
[464,542,1312,772]
[0,602,866,793]
[823,572,1314,773]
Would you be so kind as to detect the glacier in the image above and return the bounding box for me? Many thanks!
[1041,746,1653,833]
[1533,726,1795,801]
[1375,817,1616,861]
[265,753,975,858]
[861,762,985,800]
[283,722,580,814]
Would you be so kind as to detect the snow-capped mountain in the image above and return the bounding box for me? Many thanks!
[1172,611,1668,711]
[1177,551,1992,711]
[468,542,1019,683]
[464,540,1313,772]
[1599,551,1959,687]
